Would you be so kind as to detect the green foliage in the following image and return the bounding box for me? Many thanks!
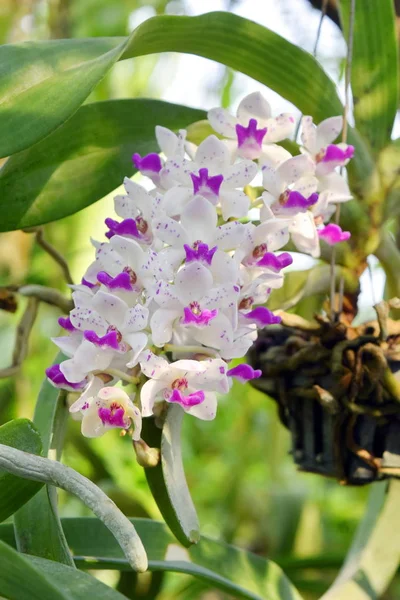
[0,418,43,522]
[142,407,200,548]
[14,356,74,566]
[0,100,205,231]
[339,0,399,153]
[0,517,303,600]
[0,540,127,599]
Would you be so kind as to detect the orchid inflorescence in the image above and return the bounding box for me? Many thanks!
[46,92,354,441]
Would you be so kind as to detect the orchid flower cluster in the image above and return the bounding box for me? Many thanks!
[46,92,353,442]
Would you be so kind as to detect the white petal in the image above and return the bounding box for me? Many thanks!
[124,332,148,368]
[222,160,258,187]
[140,379,165,417]
[220,190,249,220]
[51,335,82,357]
[191,313,233,350]
[122,304,149,333]
[156,126,186,157]
[263,113,295,143]
[69,376,104,413]
[91,291,129,330]
[60,341,113,382]
[139,350,169,379]
[237,91,272,125]
[259,144,292,168]
[316,116,343,149]
[301,116,318,155]
[207,107,237,138]
[114,194,139,219]
[150,308,180,346]
[152,213,189,247]
[187,391,217,420]
[290,212,320,258]
[181,196,217,244]
[109,236,144,270]
[203,283,239,310]
[277,154,315,185]
[216,221,248,250]
[172,359,206,373]
[195,135,231,172]
[318,172,352,203]
[153,280,180,308]
[262,165,281,197]
[174,263,214,304]
[210,251,239,284]
[294,174,319,196]
[69,307,107,334]
[163,186,193,217]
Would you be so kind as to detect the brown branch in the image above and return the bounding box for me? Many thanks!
[0,298,39,379]
[35,228,74,285]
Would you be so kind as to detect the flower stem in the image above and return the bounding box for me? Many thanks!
[164,344,219,357]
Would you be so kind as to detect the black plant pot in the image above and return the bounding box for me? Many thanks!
[248,316,400,485]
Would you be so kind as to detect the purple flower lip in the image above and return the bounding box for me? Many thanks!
[169,388,205,408]
[256,252,293,272]
[132,152,162,175]
[84,329,120,350]
[236,118,267,159]
[227,364,262,383]
[105,217,149,242]
[46,364,86,390]
[98,405,127,428]
[278,190,319,212]
[318,223,351,245]
[317,144,354,164]
[97,271,133,291]
[241,307,281,327]
[190,168,223,200]
[184,242,217,265]
[81,277,97,289]
[58,316,75,332]
[182,306,218,327]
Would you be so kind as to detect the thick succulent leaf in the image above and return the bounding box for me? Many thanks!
[0,12,371,182]
[14,354,74,566]
[0,518,303,600]
[321,481,400,599]
[141,407,200,548]
[0,541,126,600]
[339,0,399,153]
[380,140,400,220]
[0,419,43,522]
[0,99,205,232]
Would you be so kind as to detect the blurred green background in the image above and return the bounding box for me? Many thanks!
[0,0,397,598]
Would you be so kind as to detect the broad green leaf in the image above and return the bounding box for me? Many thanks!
[339,0,399,152]
[0,99,205,232]
[141,407,200,548]
[0,419,43,522]
[380,140,400,221]
[14,353,74,566]
[321,481,400,599]
[0,518,303,600]
[0,541,126,600]
[0,12,372,182]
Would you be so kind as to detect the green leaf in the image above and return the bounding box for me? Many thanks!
[0,540,126,600]
[0,99,205,232]
[339,0,399,153]
[1,518,303,600]
[322,481,400,599]
[0,419,43,522]
[14,354,74,567]
[141,407,200,548]
[0,12,371,181]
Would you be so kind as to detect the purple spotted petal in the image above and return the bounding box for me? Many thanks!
[190,168,223,200]
[132,152,162,175]
[227,364,262,383]
[46,364,86,390]
[319,144,354,164]
[236,118,267,159]
[169,388,205,408]
[84,329,120,350]
[97,271,133,291]
[318,223,351,245]
[284,191,319,210]
[256,252,293,272]
[184,243,218,265]
[242,307,281,327]
[105,218,140,240]
[58,316,75,332]
[98,406,127,428]
[182,307,218,326]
